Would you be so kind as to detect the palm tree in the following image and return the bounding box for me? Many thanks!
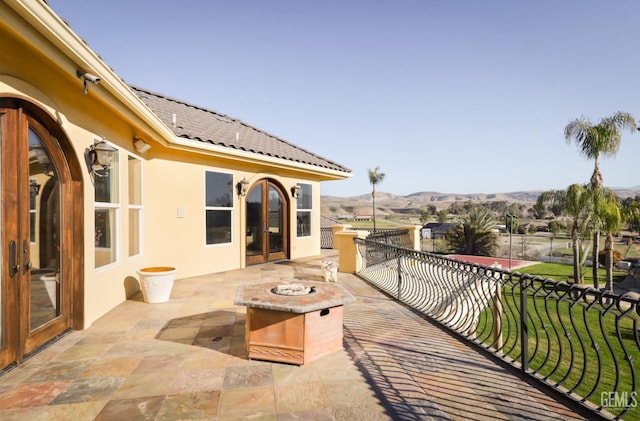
[622,198,640,234]
[368,166,385,232]
[564,111,636,288]
[449,206,497,256]
[597,188,623,292]
[537,184,592,283]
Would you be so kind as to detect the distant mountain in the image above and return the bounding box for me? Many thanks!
[321,188,640,219]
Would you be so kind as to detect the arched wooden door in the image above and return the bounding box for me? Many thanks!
[0,98,82,370]
[245,179,288,265]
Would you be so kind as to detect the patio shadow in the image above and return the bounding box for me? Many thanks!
[154,310,247,358]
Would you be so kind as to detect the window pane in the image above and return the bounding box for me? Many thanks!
[205,172,232,207]
[128,156,141,205]
[297,211,311,237]
[206,210,231,244]
[297,183,312,209]
[95,150,119,203]
[129,209,140,256]
[30,213,36,242]
[95,208,116,267]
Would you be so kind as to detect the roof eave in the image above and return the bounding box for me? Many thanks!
[169,136,351,180]
[8,0,177,142]
[8,1,351,180]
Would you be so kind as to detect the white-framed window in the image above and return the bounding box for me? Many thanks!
[205,170,233,245]
[94,142,119,268]
[128,155,142,257]
[296,183,312,237]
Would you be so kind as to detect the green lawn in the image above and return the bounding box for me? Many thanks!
[476,272,639,419]
[520,262,628,285]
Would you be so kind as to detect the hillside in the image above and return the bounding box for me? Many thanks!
[321,188,640,221]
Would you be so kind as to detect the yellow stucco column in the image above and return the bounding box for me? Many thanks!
[331,224,351,250]
[335,230,367,273]
[399,225,422,251]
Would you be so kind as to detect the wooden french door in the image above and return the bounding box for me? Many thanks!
[245,179,288,265]
[0,101,76,370]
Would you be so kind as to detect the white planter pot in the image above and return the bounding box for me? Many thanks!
[137,267,177,303]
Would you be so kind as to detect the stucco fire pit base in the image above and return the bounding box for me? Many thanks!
[234,280,355,365]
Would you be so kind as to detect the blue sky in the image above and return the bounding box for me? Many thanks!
[49,1,640,197]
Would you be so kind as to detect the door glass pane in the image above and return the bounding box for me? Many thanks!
[246,184,263,257]
[268,185,283,253]
[28,128,61,330]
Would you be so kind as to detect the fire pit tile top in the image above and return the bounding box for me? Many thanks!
[234,280,355,313]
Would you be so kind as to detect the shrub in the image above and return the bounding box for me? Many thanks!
[598,249,623,267]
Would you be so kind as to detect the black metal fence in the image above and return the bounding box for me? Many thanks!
[320,227,412,250]
[355,237,640,420]
[321,227,333,249]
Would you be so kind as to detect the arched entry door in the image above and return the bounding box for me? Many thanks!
[0,99,81,370]
[245,179,288,265]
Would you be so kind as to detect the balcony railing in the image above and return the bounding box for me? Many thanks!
[320,227,333,249]
[320,226,412,250]
[354,237,639,420]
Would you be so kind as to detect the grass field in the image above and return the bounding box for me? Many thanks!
[476,264,639,419]
[521,262,629,285]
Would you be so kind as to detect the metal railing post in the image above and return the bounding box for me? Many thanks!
[492,282,503,350]
[519,275,529,372]
[397,254,402,301]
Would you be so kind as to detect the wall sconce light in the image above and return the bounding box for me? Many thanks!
[134,137,151,153]
[76,70,101,94]
[85,140,117,179]
[237,177,250,197]
[291,184,301,199]
[29,178,41,197]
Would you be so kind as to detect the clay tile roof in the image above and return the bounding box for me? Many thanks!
[131,86,351,174]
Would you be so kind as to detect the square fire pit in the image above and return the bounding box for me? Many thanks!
[234,280,355,365]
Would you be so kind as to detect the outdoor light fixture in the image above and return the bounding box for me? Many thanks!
[291,184,301,199]
[237,177,250,197]
[29,178,41,197]
[85,139,117,179]
[76,70,101,94]
[134,137,151,153]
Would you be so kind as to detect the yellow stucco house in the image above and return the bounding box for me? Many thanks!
[0,1,350,371]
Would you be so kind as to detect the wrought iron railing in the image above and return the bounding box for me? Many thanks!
[320,227,333,249]
[355,237,639,420]
[320,227,412,250]
[365,229,412,248]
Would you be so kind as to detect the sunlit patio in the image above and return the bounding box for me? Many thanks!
[0,251,589,420]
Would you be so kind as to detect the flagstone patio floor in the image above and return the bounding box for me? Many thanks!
[0,251,588,420]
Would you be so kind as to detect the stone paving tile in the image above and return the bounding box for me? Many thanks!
[170,367,226,394]
[133,354,185,374]
[0,380,71,409]
[0,251,591,420]
[24,360,92,382]
[156,390,221,420]
[277,407,336,420]
[218,385,277,419]
[110,371,178,400]
[80,356,142,378]
[50,376,124,404]
[273,381,332,413]
[94,395,165,420]
[223,364,273,389]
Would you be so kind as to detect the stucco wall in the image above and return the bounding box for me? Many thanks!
[0,7,330,328]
